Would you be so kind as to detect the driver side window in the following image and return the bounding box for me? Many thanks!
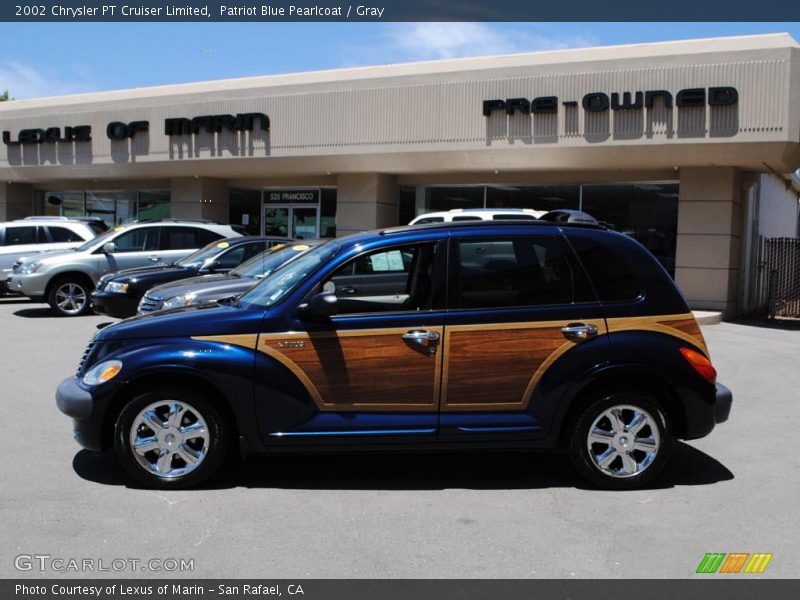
[322,243,436,315]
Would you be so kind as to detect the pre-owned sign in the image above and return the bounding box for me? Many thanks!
[483,87,738,116]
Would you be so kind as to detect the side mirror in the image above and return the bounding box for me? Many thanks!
[102,242,116,254]
[296,292,338,320]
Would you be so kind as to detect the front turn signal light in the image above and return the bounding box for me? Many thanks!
[679,347,717,384]
[82,360,123,386]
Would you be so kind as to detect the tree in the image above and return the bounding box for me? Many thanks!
[0,90,10,102]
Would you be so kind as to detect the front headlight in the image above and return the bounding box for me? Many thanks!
[82,360,122,386]
[20,261,42,274]
[105,281,129,294]
[161,293,197,310]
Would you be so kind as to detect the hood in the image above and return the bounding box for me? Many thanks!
[95,301,265,341]
[103,264,193,283]
[16,248,80,263]
[147,273,236,298]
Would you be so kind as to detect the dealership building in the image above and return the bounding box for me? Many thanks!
[1,33,799,316]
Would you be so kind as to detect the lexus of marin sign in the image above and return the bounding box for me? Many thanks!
[482,87,739,116]
[1,112,270,146]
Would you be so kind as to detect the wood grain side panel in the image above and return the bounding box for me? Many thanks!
[441,319,606,412]
[662,318,708,355]
[262,326,443,411]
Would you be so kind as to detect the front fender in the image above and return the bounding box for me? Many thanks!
[98,338,264,453]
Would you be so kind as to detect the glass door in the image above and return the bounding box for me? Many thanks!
[262,205,319,238]
[263,206,291,237]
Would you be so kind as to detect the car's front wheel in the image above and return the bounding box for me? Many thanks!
[569,392,673,490]
[48,278,92,316]
[114,388,230,489]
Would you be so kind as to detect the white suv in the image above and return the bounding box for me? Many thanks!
[408,208,545,225]
[1,217,104,295]
[7,220,241,316]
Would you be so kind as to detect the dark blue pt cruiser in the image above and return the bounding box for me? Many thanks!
[56,221,732,489]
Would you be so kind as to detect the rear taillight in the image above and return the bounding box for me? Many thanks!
[680,347,717,384]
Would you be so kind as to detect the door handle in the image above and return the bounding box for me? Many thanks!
[148,256,160,262]
[560,323,598,341]
[338,285,357,295]
[402,330,440,354]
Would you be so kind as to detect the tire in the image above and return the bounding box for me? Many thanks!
[48,277,92,317]
[114,388,230,489]
[569,392,673,490]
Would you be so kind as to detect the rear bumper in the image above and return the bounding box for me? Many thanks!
[714,382,733,424]
[91,291,139,319]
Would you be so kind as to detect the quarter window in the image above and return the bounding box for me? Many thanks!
[324,244,436,315]
[455,236,575,309]
[567,237,641,302]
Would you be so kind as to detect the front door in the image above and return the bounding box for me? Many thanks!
[262,205,319,239]
[263,239,446,443]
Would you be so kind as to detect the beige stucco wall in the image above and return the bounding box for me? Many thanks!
[0,183,33,221]
[675,167,744,316]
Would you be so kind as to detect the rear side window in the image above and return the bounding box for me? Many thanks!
[567,236,642,302]
[452,216,482,222]
[196,228,223,247]
[3,226,37,246]
[414,217,444,224]
[48,226,85,242]
[213,245,247,270]
[491,214,538,220]
[455,236,577,309]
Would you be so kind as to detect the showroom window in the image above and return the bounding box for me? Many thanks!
[229,187,338,239]
[34,190,171,227]
[402,182,679,278]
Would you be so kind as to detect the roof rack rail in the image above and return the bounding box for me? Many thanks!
[17,216,71,221]
[381,219,605,235]
[132,218,217,224]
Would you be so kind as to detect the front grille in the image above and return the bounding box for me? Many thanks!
[95,279,107,292]
[137,294,163,314]
[76,341,96,376]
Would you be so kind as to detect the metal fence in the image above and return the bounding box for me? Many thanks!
[757,237,800,319]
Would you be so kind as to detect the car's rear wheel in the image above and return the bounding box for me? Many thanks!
[114,388,230,489]
[48,278,92,316]
[569,392,673,490]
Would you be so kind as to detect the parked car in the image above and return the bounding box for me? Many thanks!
[408,208,544,225]
[56,220,731,490]
[7,219,240,316]
[137,241,320,315]
[92,236,290,319]
[0,217,105,294]
[539,209,600,225]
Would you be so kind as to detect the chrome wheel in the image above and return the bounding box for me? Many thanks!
[129,400,210,479]
[54,283,88,315]
[586,404,661,479]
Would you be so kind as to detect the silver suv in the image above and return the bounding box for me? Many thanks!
[7,220,240,316]
[0,217,104,293]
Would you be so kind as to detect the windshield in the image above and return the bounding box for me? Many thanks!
[177,240,233,268]
[238,241,339,308]
[234,243,316,279]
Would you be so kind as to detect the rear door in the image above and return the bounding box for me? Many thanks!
[439,230,609,441]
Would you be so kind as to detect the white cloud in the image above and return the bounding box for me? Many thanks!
[380,23,596,62]
[0,61,95,100]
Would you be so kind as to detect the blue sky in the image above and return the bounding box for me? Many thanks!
[1,22,799,99]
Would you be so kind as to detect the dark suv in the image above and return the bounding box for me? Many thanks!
[56,221,731,490]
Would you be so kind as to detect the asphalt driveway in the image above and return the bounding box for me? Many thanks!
[0,297,797,578]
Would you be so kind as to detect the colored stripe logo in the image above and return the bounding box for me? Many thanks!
[696,552,773,574]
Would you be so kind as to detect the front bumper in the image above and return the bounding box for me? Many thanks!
[92,291,139,319]
[56,376,119,452]
[714,382,733,424]
[6,271,49,298]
